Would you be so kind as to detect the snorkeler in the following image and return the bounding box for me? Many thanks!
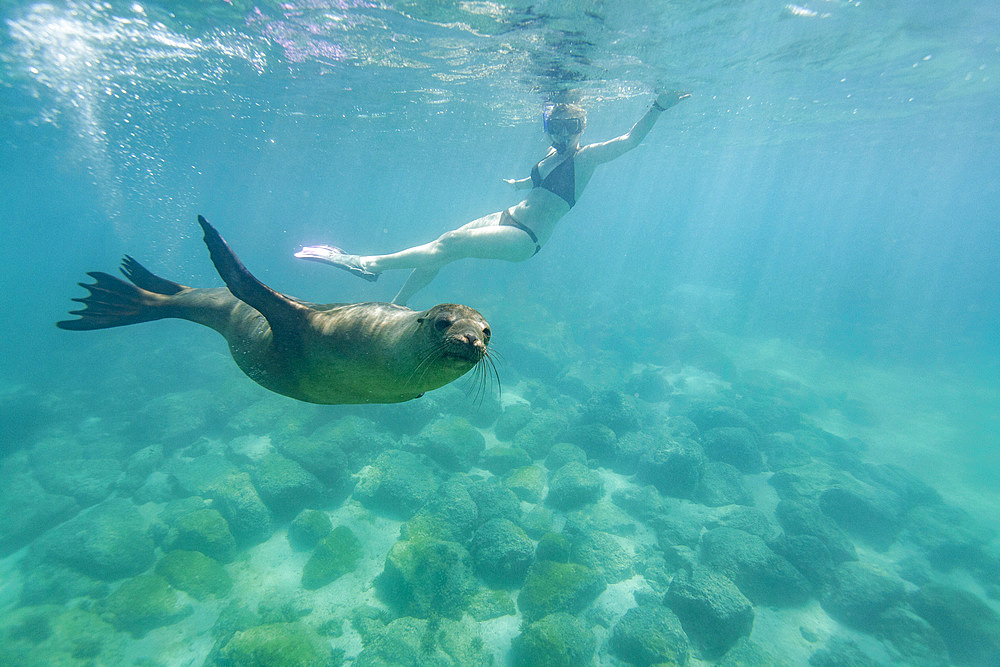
[295,91,690,306]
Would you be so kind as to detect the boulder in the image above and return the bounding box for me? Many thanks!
[511,612,596,667]
[666,567,754,659]
[546,461,603,510]
[517,560,605,622]
[469,518,534,587]
[700,527,810,607]
[610,604,690,666]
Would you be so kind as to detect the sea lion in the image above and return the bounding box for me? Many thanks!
[57,216,493,405]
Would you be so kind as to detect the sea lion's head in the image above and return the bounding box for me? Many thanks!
[417,304,490,364]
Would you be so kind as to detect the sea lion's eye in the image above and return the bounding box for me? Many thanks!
[482,327,491,341]
[435,317,454,331]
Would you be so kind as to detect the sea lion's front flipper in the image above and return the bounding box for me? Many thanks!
[198,215,308,349]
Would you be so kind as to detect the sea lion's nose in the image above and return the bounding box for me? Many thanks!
[462,332,478,345]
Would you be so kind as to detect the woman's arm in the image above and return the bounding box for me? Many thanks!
[582,91,690,165]
[503,177,533,190]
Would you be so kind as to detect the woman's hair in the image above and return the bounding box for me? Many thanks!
[545,102,587,121]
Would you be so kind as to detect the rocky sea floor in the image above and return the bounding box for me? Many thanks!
[2,299,999,666]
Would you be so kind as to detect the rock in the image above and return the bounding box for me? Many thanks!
[469,518,534,587]
[468,589,516,621]
[911,584,1000,667]
[819,561,905,628]
[695,461,753,507]
[0,470,77,556]
[375,538,476,619]
[511,612,596,667]
[874,606,949,667]
[250,452,325,519]
[353,449,438,520]
[545,442,588,470]
[546,461,603,510]
[563,423,618,463]
[504,465,545,503]
[903,503,993,572]
[0,605,125,665]
[536,532,571,563]
[481,446,532,475]
[636,436,705,499]
[610,604,690,666]
[774,534,836,587]
[155,550,233,600]
[612,431,656,474]
[354,616,491,666]
[776,498,857,564]
[512,409,569,459]
[666,567,754,659]
[818,484,903,550]
[402,477,479,543]
[31,497,154,581]
[708,506,781,542]
[809,636,882,667]
[684,404,757,432]
[411,416,486,471]
[494,402,534,441]
[700,527,810,607]
[288,509,333,551]
[301,526,362,590]
[273,433,350,493]
[701,427,763,474]
[570,530,632,584]
[211,622,333,667]
[207,472,273,545]
[164,507,238,562]
[19,563,108,606]
[517,560,605,622]
[465,477,521,524]
[33,457,121,506]
[718,637,788,667]
[521,505,555,539]
[99,574,192,638]
[611,485,670,524]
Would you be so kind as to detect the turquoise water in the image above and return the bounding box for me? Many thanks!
[2,0,999,665]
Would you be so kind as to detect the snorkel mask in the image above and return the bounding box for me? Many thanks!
[542,102,585,136]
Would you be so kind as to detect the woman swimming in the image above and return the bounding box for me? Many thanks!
[295,91,690,306]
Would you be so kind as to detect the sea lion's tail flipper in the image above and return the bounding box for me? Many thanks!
[197,215,308,348]
[56,264,176,331]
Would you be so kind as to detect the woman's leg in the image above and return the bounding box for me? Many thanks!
[392,268,438,306]
[362,212,535,273]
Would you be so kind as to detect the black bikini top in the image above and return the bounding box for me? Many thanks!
[531,150,577,207]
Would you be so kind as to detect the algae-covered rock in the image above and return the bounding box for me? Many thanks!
[412,416,486,471]
[0,605,125,665]
[302,526,362,590]
[212,622,334,667]
[468,589,516,621]
[33,456,122,506]
[718,637,788,667]
[636,436,706,499]
[911,583,1000,667]
[545,442,587,471]
[701,427,764,473]
[354,615,493,666]
[469,518,534,587]
[819,561,905,628]
[401,477,479,543]
[376,538,477,619]
[666,567,753,659]
[512,409,570,459]
[289,509,333,551]
[207,471,273,546]
[510,612,596,667]
[481,446,532,475]
[19,562,108,606]
[581,389,641,434]
[155,549,233,600]
[354,449,438,520]
[546,461,603,510]
[700,527,810,607]
[164,507,238,562]
[274,433,350,491]
[610,604,690,666]
[695,461,753,507]
[31,497,154,581]
[536,532,571,563]
[465,477,521,524]
[504,464,545,503]
[250,452,325,518]
[570,529,632,583]
[99,574,192,638]
[495,403,534,441]
[0,470,78,556]
[518,560,605,622]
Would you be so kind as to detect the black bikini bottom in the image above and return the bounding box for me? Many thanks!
[499,209,540,256]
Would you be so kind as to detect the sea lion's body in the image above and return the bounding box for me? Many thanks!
[58,217,491,405]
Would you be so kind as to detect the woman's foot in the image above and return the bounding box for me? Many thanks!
[294,245,379,282]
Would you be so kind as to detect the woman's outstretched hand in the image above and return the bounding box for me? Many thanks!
[655,90,692,110]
